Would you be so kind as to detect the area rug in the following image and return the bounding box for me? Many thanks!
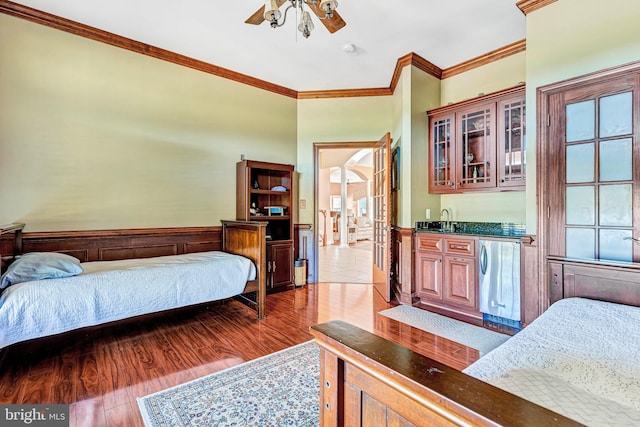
[379,305,510,355]
[137,341,320,427]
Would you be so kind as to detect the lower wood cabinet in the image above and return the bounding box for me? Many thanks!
[442,255,477,311]
[415,234,480,318]
[267,240,294,289]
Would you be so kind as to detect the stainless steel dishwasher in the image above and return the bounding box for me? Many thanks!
[479,239,521,329]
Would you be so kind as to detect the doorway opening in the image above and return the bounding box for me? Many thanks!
[316,145,374,283]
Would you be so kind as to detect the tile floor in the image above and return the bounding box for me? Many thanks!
[318,239,373,283]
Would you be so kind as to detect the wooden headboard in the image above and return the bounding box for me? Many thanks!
[18,226,223,262]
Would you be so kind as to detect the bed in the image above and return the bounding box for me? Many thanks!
[310,259,640,426]
[463,297,640,426]
[0,220,267,350]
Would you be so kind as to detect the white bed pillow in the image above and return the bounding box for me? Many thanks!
[0,252,83,290]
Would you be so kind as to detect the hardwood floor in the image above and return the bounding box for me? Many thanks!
[0,283,482,427]
[318,240,372,283]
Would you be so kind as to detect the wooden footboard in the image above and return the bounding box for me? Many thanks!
[310,321,580,427]
[221,220,268,319]
[0,223,24,273]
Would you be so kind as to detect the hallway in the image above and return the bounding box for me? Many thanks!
[317,240,373,283]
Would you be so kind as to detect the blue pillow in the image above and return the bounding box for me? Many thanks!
[0,252,83,290]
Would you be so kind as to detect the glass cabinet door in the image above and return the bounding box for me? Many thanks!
[498,97,526,187]
[429,114,454,193]
[457,104,496,189]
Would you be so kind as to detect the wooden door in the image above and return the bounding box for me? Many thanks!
[547,73,639,262]
[443,255,477,312]
[372,133,392,301]
[268,241,294,288]
[415,251,443,301]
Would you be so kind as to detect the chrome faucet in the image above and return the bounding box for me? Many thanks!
[441,208,452,231]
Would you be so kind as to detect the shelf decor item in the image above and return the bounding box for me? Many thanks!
[265,206,285,216]
[391,147,400,191]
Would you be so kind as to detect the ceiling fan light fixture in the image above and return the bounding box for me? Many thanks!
[263,0,282,27]
[319,0,338,18]
[298,10,314,38]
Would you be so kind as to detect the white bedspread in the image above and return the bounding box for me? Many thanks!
[0,251,256,349]
[463,297,640,426]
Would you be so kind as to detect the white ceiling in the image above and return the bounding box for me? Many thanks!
[11,0,526,92]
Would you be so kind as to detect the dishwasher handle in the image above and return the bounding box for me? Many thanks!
[480,243,488,275]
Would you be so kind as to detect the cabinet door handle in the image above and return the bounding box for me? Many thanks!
[267,262,271,273]
[272,261,276,272]
[450,245,467,249]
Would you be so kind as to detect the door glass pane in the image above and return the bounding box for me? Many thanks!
[503,100,525,182]
[600,138,632,181]
[599,184,632,226]
[566,186,595,225]
[461,109,491,185]
[433,118,451,186]
[566,228,595,259]
[566,100,595,142]
[600,229,633,262]
[566,143,594,183]
[600,92,632,138]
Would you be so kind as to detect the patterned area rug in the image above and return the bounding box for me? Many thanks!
[137,341,320,427]
[379,305,510,355]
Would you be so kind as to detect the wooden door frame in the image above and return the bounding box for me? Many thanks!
[312,141,379,283]
[536,60,640,314]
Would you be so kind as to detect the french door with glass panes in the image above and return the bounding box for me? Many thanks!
[548,73,639,262]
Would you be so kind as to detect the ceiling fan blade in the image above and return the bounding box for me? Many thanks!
[245,0,288,25]
[311,8,346,33]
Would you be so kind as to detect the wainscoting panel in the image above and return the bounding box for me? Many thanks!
[520,234,540,326]
[392,226,418,305]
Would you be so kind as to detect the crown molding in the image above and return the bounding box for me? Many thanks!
[427,83,525,116]
[389,52,443,92]
[297,87,393,99]
[299,52,442,99]
[0,0,298,98]
[1,0,525,99]
[516,0,557,15]
[441,39,526,79]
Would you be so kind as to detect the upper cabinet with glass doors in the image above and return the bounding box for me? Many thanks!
[428,85,526,194]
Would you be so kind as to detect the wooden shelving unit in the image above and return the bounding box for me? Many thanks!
[236,160,295,290]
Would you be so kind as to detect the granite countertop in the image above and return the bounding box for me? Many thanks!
[415,221,526,239]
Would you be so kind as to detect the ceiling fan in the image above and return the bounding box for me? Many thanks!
[245,0,346,38]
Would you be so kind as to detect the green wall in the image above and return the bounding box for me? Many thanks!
[6,0,639,236]
[0,14,297,232]
[438,53,527,224]
[524,0,640,232]
[441,52,526,105]
[296,96,394,225]
[409,67,441,226]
